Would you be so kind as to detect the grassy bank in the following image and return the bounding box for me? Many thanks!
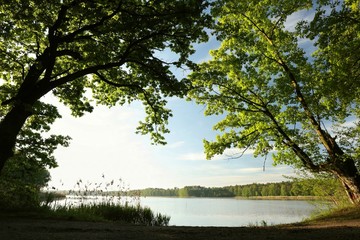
[237,196,328,201]
[303,205,360,224]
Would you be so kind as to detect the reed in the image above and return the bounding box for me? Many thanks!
[47,202,170,226]
[42,176,170,226]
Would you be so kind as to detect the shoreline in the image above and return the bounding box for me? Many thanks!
[139,195,328,201]
[1,215,359,240]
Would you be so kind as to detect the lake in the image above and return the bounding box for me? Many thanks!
[55,196,322,227]
[140,197,321,226]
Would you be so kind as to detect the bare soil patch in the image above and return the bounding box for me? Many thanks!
[1,216,359,240]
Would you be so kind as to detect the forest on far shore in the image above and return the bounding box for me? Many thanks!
[128,178,346,201]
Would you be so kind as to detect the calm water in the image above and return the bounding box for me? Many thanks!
[55,196,321,227]
[140,197,320,226]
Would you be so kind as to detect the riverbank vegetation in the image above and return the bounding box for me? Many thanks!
[130,176,347,205]
[1,202,170,227]
[0,172,170,226]
[304,205,360,224]
[44,203,170,226]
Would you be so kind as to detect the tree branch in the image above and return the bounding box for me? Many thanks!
[56,49,83,60]
[94,71,140,90]
[224,131,260,160]
[46,60,126,91]
[262,106,320,171]
[278,59,342,160]
[216,83,265,110]
[48,67,72,81]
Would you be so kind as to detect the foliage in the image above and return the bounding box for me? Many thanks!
[13,102,71,169]
[0,157,50,209]
[289,172,349,206]
[188,0,360,203]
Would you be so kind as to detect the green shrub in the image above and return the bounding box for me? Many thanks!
[0,179,42,210]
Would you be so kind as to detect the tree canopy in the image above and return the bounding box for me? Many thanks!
[0,0,211,173]
[188,0,360,204]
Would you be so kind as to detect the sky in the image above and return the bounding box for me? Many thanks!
[44,8,320,191]
[47,98,296,190]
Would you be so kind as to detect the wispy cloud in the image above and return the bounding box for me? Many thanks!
[235,168,262,174]
[179,148,256,161]
[339,119,358,128]
[284,9,315,32]
[179,152,207,161]
[166,141,186,149]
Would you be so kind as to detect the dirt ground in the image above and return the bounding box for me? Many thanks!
[1,217,360,240]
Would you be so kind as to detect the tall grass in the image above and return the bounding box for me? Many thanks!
[46,202,170,226]
[42,176,171,226]
[304,204,360,223]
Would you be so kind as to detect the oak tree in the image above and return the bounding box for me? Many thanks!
[189,0,360,204]
[0,0,210,173]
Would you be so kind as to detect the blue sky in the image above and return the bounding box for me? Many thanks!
[47,97,295,190]
[45,9,321,191]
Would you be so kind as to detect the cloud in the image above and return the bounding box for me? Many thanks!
[165,141,186,149]
[179,152,207,161]
[179,148,257,161]
[46,98,166,190]
[235,168,262,174]
[339,118,358,128]
[284,9,315,32]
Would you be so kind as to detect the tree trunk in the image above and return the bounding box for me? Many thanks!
[332,157,360,205]
[0,102,32,174]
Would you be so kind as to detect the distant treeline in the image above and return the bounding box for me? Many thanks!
[130,181,329,198]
